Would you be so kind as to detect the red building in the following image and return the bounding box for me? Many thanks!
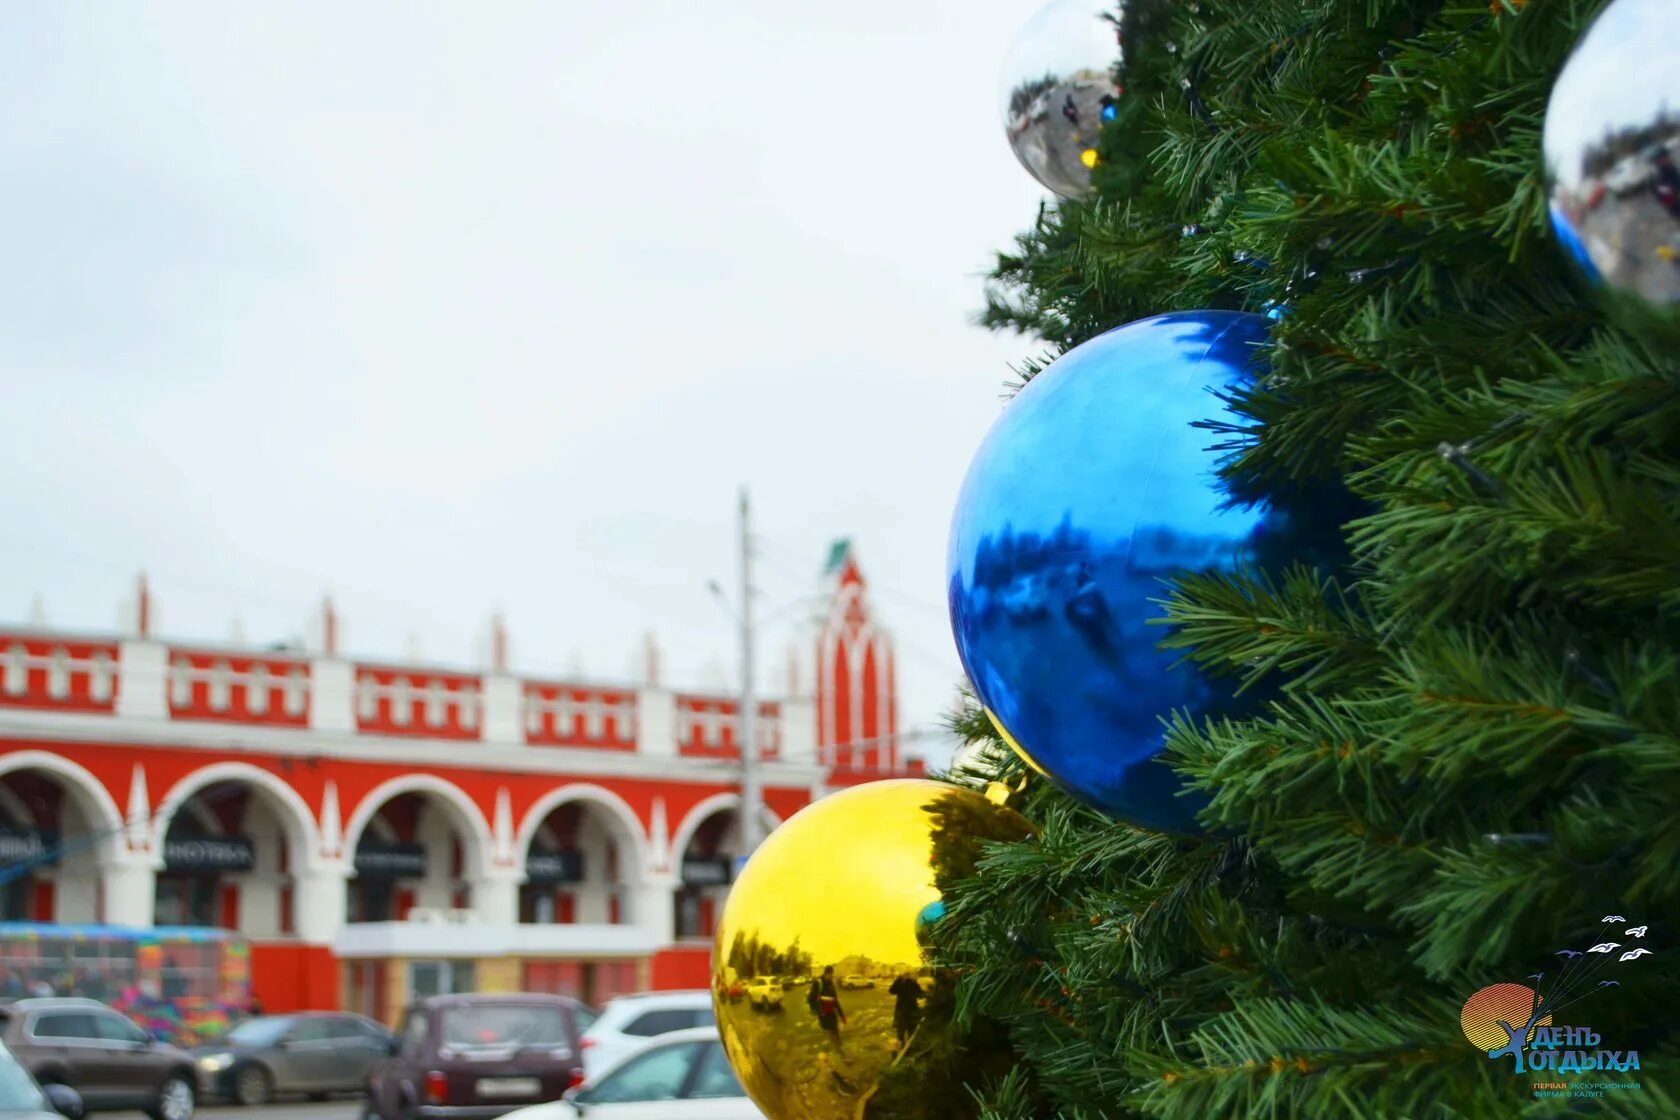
[0,542,918,1022]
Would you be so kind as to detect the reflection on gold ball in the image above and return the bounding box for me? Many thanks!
[712,779,1032,1120]
[985,709,1049,779]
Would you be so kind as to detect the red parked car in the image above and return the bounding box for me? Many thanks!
[363,995,586,1120]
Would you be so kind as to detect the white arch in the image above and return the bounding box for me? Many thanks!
[0,751,126,857]
[515,783,651,884]
[150,761,323,872]
[668,793,782,870]
[343,774,494,878]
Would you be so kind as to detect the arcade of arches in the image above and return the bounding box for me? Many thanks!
[0,762,797,1019]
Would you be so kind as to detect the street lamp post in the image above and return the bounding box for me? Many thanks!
[736,487,765,859]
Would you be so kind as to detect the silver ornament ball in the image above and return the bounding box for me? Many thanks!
[1001,0,1122,200]
[1544,0,1680,310]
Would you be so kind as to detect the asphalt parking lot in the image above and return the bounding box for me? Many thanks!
[108,1100,364,1120]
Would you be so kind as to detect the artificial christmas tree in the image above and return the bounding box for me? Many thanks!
[932,0,1680,1116]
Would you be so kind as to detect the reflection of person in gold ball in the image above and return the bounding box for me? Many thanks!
[807,966,847,1052]
[889,972,923,1047]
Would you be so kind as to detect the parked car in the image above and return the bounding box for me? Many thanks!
[0,1038,83,1120]
[1000,573,1050,621]
[191,1012,394,1106]
[579,993,713,1079]
[742,979,781,1013]
[839,975,874,991]
[0,998,196,1120]
[570,1007,599,1037]
[364,994,587,1120]
[498,1028,760,1119]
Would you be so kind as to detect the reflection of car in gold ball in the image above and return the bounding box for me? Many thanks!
[712,778,1033,1120]
[744,978,783,1010]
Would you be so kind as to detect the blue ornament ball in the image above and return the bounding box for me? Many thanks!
[914,899,946,944]
[948,311,1286,833]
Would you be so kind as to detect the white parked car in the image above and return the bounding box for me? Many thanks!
[1000,572,1050,620]
[581,991,715,1078]
[497,1028,761,1120]
[743,978,782,1010]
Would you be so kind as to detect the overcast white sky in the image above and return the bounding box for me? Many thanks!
[0,1,1056,764]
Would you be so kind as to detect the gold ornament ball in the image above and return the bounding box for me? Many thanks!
[711,779,1031,1120]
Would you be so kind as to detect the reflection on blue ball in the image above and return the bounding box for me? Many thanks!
[948,311,1281,833]
[1548,201,1602,285]
[914,899,945,947]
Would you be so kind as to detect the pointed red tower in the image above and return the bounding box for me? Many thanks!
[815,541,897,774]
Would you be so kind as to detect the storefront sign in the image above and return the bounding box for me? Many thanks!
[526,849,585,884]
[0,829,57,866]
[354,842,428,878]
[163,835,255,872]
[680,858,734,886]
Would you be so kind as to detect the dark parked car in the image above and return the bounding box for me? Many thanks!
[364,994,586,1120]
[190,1013,394,1106]
[0,999,195,1120]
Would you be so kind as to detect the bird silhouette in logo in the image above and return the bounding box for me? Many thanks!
[1588,942,1620,953]
[1602,915,1626,923]
[1598,980,1620,989]
[1619,948,1652,962]
[1555,949,1582,959]
[1526,972,1545,984]
[1625,925,1648,938]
